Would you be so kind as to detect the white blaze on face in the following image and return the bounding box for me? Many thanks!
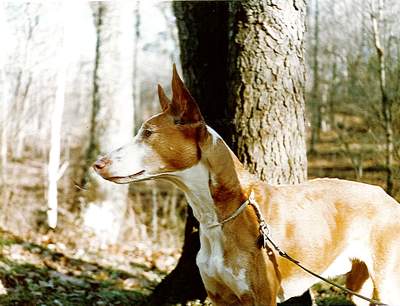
[105,135,151,178]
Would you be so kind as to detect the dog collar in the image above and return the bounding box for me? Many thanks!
[207,191,257,229]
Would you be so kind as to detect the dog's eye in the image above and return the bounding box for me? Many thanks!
[142,129,153,138]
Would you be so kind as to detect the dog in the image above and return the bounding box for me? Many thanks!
[93,65,400,306]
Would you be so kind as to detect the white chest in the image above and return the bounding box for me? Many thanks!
[170,162,250,297]
[196,226,250,297]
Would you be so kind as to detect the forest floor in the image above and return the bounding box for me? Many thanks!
[0,227,353,306]
[0,228,176,306]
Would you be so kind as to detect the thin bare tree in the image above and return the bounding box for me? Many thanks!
[132,2,140,132]
[310,0,321,153]
[0,2,10,190]
[370,0,394,195]
[47,3,68,229]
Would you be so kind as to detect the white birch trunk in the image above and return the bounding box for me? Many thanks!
[47,4,67,229]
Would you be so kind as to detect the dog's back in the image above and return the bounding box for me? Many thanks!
[264,178,400,304]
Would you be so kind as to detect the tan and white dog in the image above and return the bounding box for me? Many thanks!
[93,66,400,306]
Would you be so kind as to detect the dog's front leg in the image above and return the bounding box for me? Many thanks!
[238,291,277,306]
[207,291,242,306]
[241,254,280,306]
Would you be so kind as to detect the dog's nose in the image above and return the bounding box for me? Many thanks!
[93,157,111,171]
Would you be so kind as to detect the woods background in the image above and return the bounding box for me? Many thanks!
[0,1,399,305]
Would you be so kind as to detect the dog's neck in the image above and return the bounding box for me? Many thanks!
[167,162,217,226]
[164,127,255,227]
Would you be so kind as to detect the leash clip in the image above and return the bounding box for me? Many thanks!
[258,220,270,249]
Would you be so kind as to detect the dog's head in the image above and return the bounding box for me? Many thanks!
[93,65,209,183]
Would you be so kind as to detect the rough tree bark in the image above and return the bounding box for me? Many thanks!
[82,2,135,244]
[150,1,309,305]
[228,0,308,184]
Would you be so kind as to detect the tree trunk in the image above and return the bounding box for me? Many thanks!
[132,2,140,133]
[228,0,308,184]
[309,0,320,154]
[371,0,394,195]
[228,1,310,305]
[47,5,67,229]
[12,4,36,160]
[149,3,228,304]
[0,66,8,194]
[328,57,338,129]
[174,2,231,144]
[0,2,10,195]
[150,1,309,304]
[82,2,135,245]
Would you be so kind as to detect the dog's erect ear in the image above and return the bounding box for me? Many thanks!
[171,64,203,124]
[158,84,170,111]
